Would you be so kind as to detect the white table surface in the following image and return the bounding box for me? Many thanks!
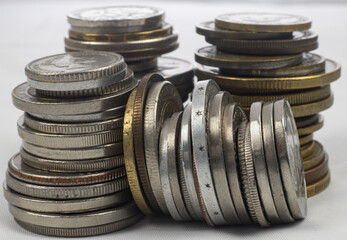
[0,0,346,239]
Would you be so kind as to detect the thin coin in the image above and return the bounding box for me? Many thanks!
[306,171,330,198]
[123,89,153,215]
[305,154,329,185]
[299,134,313,146]
[128,58,157,73]
[291,94,333,118]
[207,31,318,55]
[298,115,324,136]
[274,100,307,220]
[215,13,311,33]
[296,114,319,128]
[303,141,325,171]
[301,141,315,159]
[196,21,292,40]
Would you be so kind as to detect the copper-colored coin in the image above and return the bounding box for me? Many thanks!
[305,154,329,185]
[303,141,325,171]
[301,141,315,159]
[297,115,324,136]
[299,134,313,146]
[306,171,331,198]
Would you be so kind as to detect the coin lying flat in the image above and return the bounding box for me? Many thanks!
[306,171,330,198]
[303,141,325,171]
[301,141,315,159]
[207,31,318,55]
[297,115,324,136]
[305,154,329,185]
[215,13,311,33]
[196,21,293,40]
[299,134,313,146]
[291,94,333,118]
[195,46,302,70]
[128,58,157,73]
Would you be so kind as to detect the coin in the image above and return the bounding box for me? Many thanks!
[144,81,183,214]
[196,21,293,40]
[303,141,325,171]
[301,141,315,159]
[128,58,157,73]
[4,183,132,213]
[195,59,340,93]
[207,31,318,55]
[70,24,164,34]
[208,92,240,224]
[176,83,194,102]
[291,94,333,118]
[273,100,306,220]
[195,46,302,70]
[215,13,311,33]
[298,115,324,136]
[299,134,313,146]
[296,114,320,128]
[305,154,329,185]
[306,171,330,198]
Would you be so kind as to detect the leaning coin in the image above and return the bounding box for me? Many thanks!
[306,171,330,198]
[6,171,128,200]
[195,46,302,70]
[144,81,183,214]
[8,153,125,186]
[191,80,228,225]
[305,154,329,185]
[4,183,132,213]
[297,115,324,136]
[274,100,307,220]
[215,13,311,33]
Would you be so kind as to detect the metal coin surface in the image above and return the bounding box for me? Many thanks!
[306,171,330,198]
[305,154,329,185]
[128,58,157,73]
[298,115,324,136]
[303,141,325,171]
[299,134,313,146]
[291,94,333,118]
[301,141,315,159]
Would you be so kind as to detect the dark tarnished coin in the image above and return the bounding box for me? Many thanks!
[128,58,158,73]
[305,154,329,185]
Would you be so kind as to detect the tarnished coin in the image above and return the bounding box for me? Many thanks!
[176,82,194,102]
[306,171,330,198]
[303,141,325,171]
[215,13,311,33]
[291,94,333,118]
[68,6,165,28]
[297,115,324,136]
[207,31,318,55]
[228,53,326,77]
[196,21,293,40]
[128,58,157,73]
[301,141,315,159]
[296,114,319,128]
[195,46,302,70]
[274,100,307,220]
[299,134,313,146]
[144,81,183,214]
[305,154,329,185]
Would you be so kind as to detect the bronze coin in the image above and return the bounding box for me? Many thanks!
[305,153,329,185]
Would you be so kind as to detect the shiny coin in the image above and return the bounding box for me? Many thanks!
[299,134,313,146]
[128,58,157,73]
[215,13,311,33]
[144,81,183,214]
[306,171,330,198]
[291,94,333,118]
[207,31,318,55]
[196,21,292,40]
[70,24,163,34]
[274,100,306,220]
[195,46,302,70]
[68,6,165,28]
[4,183,132,213]
[297,115,324,136]
[305,153,329,185]
[303,141,325,171]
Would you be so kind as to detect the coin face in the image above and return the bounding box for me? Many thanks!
[215,13,311,32]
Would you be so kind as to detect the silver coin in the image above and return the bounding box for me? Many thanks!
[4,183,132,213]
[249,102,281,224]
[17,116,123,149]
[6,171,128,200]
[191,80,228,225]
[24,113,123,135]
[69,24,163,34]
[222,103,251,224]
[207,92,240,224]
[144,81,183,215]
[68,6,165,28]
[9,201,139,228]
[179,103,204,220]
[159,118,182,221]
[25,51,125,82]
[22,141,123,160]
[261,102,294,223]
[273,100,307,219]
[12,82,136,115]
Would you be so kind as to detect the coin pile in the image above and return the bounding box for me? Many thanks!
[195,13,341,197]
[124,74,306,227]
[65,6,194,101]
[5,52,143,237]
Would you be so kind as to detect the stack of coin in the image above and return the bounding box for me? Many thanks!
[124,75,307,227]
[195,13,341,197]
[5,52,143,237]
[65,6,194,101]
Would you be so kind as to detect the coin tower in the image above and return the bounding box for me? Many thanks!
[5,52,143,237]
[65,6,194,101]
[195,13,340,197]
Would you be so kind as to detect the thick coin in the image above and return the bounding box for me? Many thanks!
[191,80,228,225]
[305,154,329,185]
[123,89,153,215]
[291,94,333,118]
[296,114,319,128]
[228,53,326,77]
[128,58,157,73]
[6,171,128,200]
[306,171,330,198]
[22,141,123,160]
[69,23,172,42]
[196,21,292,40]
[274,100,306,220]
[208,92,240,224]
[4,183,132,213]
[301,141,315,159]
[303,141,325,171]
[8,153,125,186]
[215,13,311,33]
[298,115,324,136]
[195,46,302,70]
[144,81,183,214]
[70,24,163,34]
[299,134,313,146]
[262,102,294,223]
[207,31,318,55]
[195,59,340,93]
[68,6,164,28]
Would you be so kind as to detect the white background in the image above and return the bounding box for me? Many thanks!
[0,0,346,239]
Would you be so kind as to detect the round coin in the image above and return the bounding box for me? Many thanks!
[299,134,313,146]
[291,94,333,118]
[215,13,311,33]
[128,58,157,73]
[301,141,315,159]
[306,171,330,198]
[305,154,329,185]
[303,141,325,171]
[298,115,324,136]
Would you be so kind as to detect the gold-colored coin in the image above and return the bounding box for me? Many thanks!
[303,141,325,171]
[306,171,330,198]
[195,60,340,94]
[69,23,173,42]
[299,134,313,146]
[301,141,315,159]
[298,115,324,136]
[123,89,153,215]
[291,94,333,118]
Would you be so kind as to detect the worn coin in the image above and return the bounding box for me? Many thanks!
[301,140,315,159]
[296,114,319,128]
[303,141,325,171]
[306,171,330,198]
[305,154,329,185]
[291,94,333,118]
[297,115,324,136]
[128,58,157,73]
[299,134,313,146]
